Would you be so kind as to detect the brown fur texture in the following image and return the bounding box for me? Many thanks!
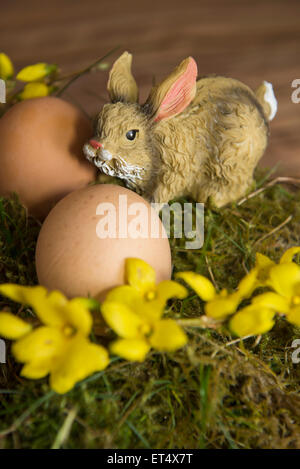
[83,52,276,206]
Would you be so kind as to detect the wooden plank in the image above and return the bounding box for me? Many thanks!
[0,0,299,174]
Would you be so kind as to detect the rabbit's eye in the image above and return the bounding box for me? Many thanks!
[126,129,139,141]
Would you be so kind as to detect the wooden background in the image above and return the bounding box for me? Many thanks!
[1,0,300,175]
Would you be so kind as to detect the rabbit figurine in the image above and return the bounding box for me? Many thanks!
[83,52,277,206]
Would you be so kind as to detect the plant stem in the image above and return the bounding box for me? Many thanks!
[176,316,222,329]
[56,46,119,97]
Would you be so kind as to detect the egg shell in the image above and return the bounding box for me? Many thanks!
[0,97,96,219]
[35,184,172,300]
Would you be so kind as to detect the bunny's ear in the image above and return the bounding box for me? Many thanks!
[144,57,197,122]
[107,52,139,104]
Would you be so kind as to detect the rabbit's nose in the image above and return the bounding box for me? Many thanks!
[89,139,103,149]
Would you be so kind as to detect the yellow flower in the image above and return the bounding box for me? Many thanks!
[101,258,188,362]
[175,268,258,320]
[16,63,56,82]
[253,246,300,272]
[237,251,280,295]
[0,53,14,79]
[252,262,300,327]
[175,249,300,320]
[230,246,300,335]
[0,284,109,394]
[18,83,51,100]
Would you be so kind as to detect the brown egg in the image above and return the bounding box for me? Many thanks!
[35,184,172,300]
[0,97,96,219]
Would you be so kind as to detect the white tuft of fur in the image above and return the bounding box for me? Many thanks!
[94,160,116,177]
[263,81,277,121]
[83,143,96,160]
[100,149,113,161]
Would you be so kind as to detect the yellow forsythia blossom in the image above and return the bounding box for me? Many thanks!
[229,246,300,336]
[0,53,14,79]
[101,258,188,362]
[0,284,109,394]
[175,267,260,320]
[18,83,51,100]
[253,263,300,327]
[16,63,56,82]
[247,246,300,327]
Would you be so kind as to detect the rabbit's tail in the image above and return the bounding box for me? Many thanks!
[255,81,277,121]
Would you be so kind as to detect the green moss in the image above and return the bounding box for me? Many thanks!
[0,171,300,449]
[0,195,40,286]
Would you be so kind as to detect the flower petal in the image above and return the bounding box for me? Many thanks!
[267,263,300,299]
[205,292,241,319]
[155,280,188,303]
[175,272,216,301]
[147,281,188,319]
[21,359,52,380]
[125,258,156,294]
[19,83,51,100]
[252,292,290,313]
[105,285,142,315]
[255,252,275,270]
[280,247,300,264]
[150,319,187,352]
[255,252,275,283]
[0,284,65,327]
[101,301,144,338]
[63,298,93,336]
[286,306,300,327]
[0,283,46,305]
[0,312,32,339]
[12,327,64,363]
[0,53,14,79]
[110,338,150,362]
[50,336,109,394]
[40,289,69,326]
[237,268,259,298]
[16,63,56,82]
[230,306,275,337]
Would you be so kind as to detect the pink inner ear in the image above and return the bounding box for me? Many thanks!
[155,58,197,122]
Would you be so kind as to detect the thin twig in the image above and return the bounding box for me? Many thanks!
[237,176,300,206]
[56,46,119,97]
[241,259,249,275]
[205,255,218,289]
[225,335,254,347]
[253,214,293,247]
[253,335,262,347]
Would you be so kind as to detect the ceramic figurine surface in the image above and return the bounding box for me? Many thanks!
[83,52,277,206]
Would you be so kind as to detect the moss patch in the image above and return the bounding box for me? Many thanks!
[0,171,300,449]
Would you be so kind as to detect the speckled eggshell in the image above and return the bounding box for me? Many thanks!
[35,184,172,300]
[0,97,96,219]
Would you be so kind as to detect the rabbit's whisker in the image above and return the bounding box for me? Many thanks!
[89,152,145,189]
[117,156,144,181]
